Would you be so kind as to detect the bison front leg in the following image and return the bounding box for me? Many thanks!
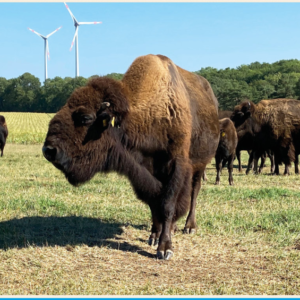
[148,205,162,247]
[156,159,191,260]
[295,155,299,174]
[269,153,275,173]
[215,157,222,185]
[273,155,280,175]
[236,150,242,172]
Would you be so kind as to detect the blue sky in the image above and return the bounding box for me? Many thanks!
[1,2,300,83]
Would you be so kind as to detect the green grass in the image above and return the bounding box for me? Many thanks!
[0,144,300,295]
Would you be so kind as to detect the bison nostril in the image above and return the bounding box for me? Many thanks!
[42,145,57,162]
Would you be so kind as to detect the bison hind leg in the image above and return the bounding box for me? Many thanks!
[184,169,202,234]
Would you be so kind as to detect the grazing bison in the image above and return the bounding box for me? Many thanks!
[0,115,8,157]
[231,99,300,175]
[215,118,238,185]
[42,54,219,260]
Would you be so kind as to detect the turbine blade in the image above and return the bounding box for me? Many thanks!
[28,27,44,38]
[78,22,102,25]
[70,26,78,51]
[64,2,78,24]
[46,26,62,38]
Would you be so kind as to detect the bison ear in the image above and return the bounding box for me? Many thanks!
[89,78,129,120]
[95,112,115,131]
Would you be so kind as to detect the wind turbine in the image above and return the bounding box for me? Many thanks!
[28,26,62,82]
[64,2,102,78]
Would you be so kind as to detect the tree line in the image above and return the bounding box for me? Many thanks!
[1,59,300,113]
[196,59,300,110]
[0,73,123,113]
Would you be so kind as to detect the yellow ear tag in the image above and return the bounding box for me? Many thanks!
[103,119,107,127]
[111,117,115,127]
[221,132,226,137]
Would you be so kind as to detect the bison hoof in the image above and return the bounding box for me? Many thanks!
[183,227,196,234]
[229,182,234,186]
[214,181,220,185]
[148,238,159,247]
[157,249,174,260]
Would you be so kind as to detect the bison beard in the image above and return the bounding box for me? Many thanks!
[43,54,219,260]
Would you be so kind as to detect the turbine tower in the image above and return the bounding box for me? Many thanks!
[64,2,102,78]
[28,26,62,82]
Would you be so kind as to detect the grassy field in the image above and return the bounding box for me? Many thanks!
[0,113,300,295]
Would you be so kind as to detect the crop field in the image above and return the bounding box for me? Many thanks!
[1,112,54,144]
[0,113,300,295]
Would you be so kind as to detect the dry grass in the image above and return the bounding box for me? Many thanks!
[0,144,300,295]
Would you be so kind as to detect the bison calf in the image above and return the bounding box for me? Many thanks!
[215,118,238,185]
[0,116,8,157]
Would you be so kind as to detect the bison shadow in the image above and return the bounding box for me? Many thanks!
[0,216,154,258]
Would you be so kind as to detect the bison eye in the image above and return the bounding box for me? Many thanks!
[80,115,95,126]
[72,109,95,127]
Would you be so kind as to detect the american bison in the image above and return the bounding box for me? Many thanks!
[231,99,300,175]
[0,115,8,157]
[218,109,256,174]
[215,118,238,185]
[42,54,219,260]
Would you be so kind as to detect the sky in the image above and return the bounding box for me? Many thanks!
[1,2,300,83]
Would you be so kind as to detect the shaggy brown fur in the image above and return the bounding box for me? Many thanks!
[231,99,300,175]
[0,116,8,157]
[215,118,238,185]
[43,54,219,260]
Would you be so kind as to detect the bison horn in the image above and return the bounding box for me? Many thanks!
[247,101,251,107]
[101,102,110,109]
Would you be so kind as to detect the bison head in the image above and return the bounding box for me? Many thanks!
[231,101,254,127]
[42,77,129,186]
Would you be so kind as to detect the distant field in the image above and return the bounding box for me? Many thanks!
[1,112,54,144]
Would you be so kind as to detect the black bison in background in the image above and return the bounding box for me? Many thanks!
[231,99,300,175]
[0,115,8,157]
[42,54,220,260]
[215,118,238,185]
